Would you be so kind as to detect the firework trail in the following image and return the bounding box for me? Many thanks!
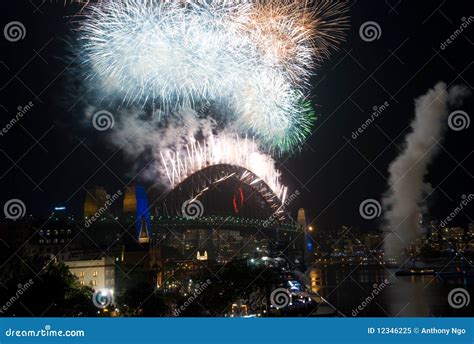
[107,107,286,201]
[160,134,288,203]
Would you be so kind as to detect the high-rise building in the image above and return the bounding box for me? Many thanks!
[123,186,137,214]
[297,208,313,265]
[122,185,152,244]
[84,186,108,218]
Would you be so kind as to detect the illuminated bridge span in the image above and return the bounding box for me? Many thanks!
[160,135,288,203]
[155,215,301,232]
[159,163,289,220]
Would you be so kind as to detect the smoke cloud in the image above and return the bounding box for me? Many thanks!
[95,106,282,192]
[99,106,214,186]
[383,82,469,257]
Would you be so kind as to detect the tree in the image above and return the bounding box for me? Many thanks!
[0,249,97,317]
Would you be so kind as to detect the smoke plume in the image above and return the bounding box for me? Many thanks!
[383,82,469,257]
[95,105,282,192]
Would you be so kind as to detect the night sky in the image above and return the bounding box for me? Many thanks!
[0,0,472,229]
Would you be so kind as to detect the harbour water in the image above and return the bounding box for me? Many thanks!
[309,265,473,317]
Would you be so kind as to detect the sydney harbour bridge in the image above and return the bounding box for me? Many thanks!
[116,157,311,265]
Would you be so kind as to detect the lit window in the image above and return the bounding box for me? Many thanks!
[93,271,98,277]
[92,280,97,286]
[80,271,85,277]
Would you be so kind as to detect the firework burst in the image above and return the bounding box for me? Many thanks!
[244,0,348,86]
[78,0,253,108]
[73,0,348,153]
[160,133,288,202]
[232,70,316,153]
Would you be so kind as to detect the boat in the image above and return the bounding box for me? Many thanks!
[395,267,435,276]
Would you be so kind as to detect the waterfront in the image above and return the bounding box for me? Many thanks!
[310,265,473,317]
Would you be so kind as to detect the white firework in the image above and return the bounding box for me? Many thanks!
[232,69,315,152]
[79,0,253,107]
[76,0,348,152]
[160,133,288,202]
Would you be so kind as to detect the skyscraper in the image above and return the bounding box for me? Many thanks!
[297,208,313,265]
[84,186,108,218]
[123,185,152,243]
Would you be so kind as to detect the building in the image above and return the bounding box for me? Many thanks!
[66,257,116,291]
[122,185,152,244]
[161,259,208,293]
[297,208,313,265]
[84,186,108,218]
[35,225,74,261]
